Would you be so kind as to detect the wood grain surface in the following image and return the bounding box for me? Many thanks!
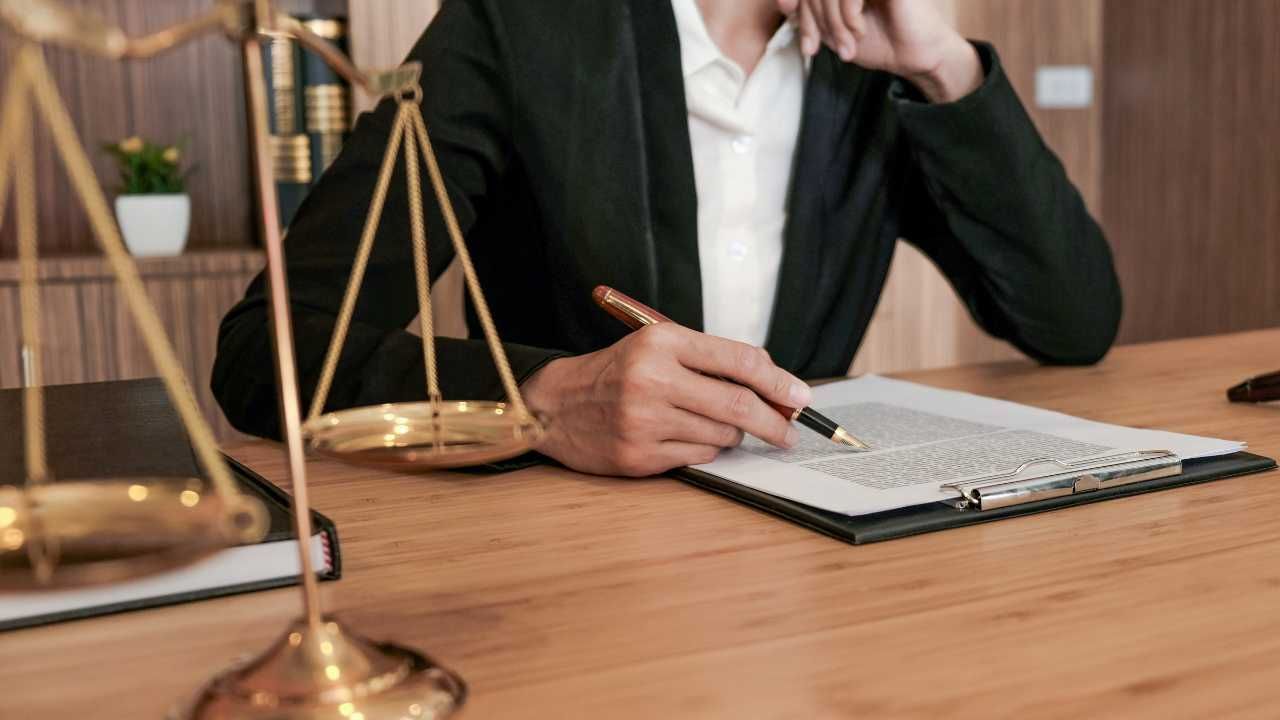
[4,329,1279,718]
[1103,0,1280,343]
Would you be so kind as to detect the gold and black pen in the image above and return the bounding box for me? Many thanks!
[592,285,871,450]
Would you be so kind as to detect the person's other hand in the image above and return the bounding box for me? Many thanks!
[520,324,813,477]
[777,0,983,103]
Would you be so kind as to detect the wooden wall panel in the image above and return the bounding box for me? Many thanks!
[0,250,263,440]
[0,0,255,256]
[1103,0,1280,344]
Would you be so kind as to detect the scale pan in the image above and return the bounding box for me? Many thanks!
[303,400,545,471]
[0,478,267,591]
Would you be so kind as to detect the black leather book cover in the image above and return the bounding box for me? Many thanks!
[0,378,341,631]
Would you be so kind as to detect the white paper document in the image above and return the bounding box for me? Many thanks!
[692,375,1244,516]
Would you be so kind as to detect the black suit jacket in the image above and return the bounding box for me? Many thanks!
[212,0,1122,440]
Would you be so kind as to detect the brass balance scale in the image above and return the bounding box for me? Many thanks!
[0,0,546,716]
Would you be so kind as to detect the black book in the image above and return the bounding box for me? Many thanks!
[0,379,340,632]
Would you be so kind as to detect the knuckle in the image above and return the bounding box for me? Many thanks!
[772,370,792,399]
[727,387,755,420]
[732,345,764,377]
[616,360,659,400]
[633,323,675,353]
[719,424,744,448]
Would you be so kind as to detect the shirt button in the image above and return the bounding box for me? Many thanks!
[731,135,753,154]
[729,241,749,260]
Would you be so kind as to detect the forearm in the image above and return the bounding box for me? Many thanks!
[211,296,567,440]
[895,44,1122,363]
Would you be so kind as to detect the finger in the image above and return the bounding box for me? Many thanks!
[808,0,831,46]
[825,0,858,60]
[797,2,821,56]
[661,408,745,448]
[675,331,812,409]
[676,372,798,449]
[609,440,721,477]
[659,441,724,469]
[778,0,799,15]
[842,0,868,36]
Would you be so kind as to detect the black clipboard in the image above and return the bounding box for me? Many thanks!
[677,451,1277,544]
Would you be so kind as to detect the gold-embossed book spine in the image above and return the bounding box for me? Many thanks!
[299,16,351,182]
[262,31,310,228]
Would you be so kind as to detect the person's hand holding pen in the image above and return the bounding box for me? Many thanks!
[521,320,812,477]
[522,287,869,477]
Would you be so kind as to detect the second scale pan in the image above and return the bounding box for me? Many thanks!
[302,401,546,471]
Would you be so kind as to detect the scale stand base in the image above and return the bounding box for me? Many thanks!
[174,616,465,720]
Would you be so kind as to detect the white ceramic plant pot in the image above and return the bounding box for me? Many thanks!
[114,193,191,257]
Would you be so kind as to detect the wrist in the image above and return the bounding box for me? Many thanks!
[906,36,983,104]
[520,356,570,418]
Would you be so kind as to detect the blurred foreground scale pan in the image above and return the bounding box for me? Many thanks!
[0,1,523,716]
[304,401,545,470]
[0,478,266,590]
[0,31,269,591]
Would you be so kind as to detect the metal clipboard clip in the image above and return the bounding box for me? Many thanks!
[941,450,1182,511]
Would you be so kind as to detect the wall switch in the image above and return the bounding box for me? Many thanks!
[1035,66,1094,109]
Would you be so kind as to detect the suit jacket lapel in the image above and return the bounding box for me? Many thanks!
[626,0,703,329]
[766,50,859,371]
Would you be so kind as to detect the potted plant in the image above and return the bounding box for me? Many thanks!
[104,136,192,257]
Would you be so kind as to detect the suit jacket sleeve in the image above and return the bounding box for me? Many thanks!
[212,0,565,440]
[892,42,1122,365]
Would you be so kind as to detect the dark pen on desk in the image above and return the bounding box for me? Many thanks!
[1229,370,1280,403]
[591,285,872,450]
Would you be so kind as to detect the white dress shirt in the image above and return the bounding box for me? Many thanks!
[671,0,806,347]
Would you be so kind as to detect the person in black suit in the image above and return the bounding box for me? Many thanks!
[212,0,1122,476]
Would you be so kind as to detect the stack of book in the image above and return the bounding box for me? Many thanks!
[262,13,353,229]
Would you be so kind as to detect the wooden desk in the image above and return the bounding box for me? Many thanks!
[8,330,1280,718]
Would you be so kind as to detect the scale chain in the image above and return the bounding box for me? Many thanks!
[309,91,533,427]
[408,105,531,419]
[306,104,409,421]
[20,46,246,513]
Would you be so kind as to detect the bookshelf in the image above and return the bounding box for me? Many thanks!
[0,249,263,440]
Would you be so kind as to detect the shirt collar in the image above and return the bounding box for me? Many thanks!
[670,0,721,78]
[670,0,804,79]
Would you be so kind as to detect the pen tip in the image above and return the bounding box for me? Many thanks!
[832,428,871,451]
